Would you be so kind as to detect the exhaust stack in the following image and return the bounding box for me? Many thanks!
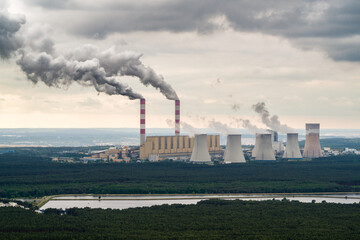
[140,98,146,146]
[224,134,246,163]
[175,100,180,135]
[283,133,302,159]
[255,134,276,161]
[303,123,322,158]
[190,134,211,162]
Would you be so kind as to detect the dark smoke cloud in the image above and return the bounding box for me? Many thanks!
[25,0,360,62]
[252,102,295,133]
[17,51,143,99]
[68,45,179,100]
[0,11,25,58]
[0,10,178,100]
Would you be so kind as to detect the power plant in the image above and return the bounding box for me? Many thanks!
[254,134,276,161]
[136,99,323,163]
[303,123,322,158]
[283,133,302,159]
[224,134,246,163]
[190,134,212,163]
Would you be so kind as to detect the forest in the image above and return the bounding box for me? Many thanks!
[0,151,360,198]
[1,199,360,239]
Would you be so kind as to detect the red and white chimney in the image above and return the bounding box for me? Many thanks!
[140,98,146,145]
[175,100,180,135]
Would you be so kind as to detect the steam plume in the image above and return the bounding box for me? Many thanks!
[252,102,295,133]
[17,51,143,99]
[208,119,236,135]
[1,11,178,101]
[69,45,179,100]
[231,117,266,134]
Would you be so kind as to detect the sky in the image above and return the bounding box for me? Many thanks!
[1,0,360,130]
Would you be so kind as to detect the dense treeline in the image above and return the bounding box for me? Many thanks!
[1,199,360,239]
[1,152,360,198]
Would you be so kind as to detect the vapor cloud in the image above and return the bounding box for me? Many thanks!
[166,119,201,136]
[252,102,295,133]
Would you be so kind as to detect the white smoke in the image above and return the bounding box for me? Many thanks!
[231,117,266,134]
[252,102,295,133]
[208,119,237,135]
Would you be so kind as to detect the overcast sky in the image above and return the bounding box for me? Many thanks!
[1,0,360,130]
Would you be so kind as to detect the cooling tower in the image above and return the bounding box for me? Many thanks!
[251,133,260,158]
[255,134,276,161]
[140,98,146,146]
[224,134,246,163]
[175,100,180,135]
[283,133,302,159]
[303,123,322,158]
[190,134,211,163]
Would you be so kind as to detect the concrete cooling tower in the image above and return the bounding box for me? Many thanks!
[224,134,246,163]
[255,134,276,161]
[190,134,211,163]
[251,133,261,158]
[303,123,322,158]
[283,133,302,159]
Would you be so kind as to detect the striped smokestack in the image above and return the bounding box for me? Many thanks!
[140,98,146,145]
[175,100,180,135]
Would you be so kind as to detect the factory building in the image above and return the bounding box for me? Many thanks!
[140,135,222,161]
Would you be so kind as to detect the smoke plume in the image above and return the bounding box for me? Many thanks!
[231,117,266,134]
[17,51,143,99]
[68,45,179,100]
[208,119,236,135]
[1,10,178,101]
[252,102,295,133]
[0,11,25,58]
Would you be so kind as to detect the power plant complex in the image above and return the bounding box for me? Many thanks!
[136,98,323,163]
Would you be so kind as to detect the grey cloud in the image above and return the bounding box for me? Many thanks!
[0,11,25,58]
[26,0,360,61]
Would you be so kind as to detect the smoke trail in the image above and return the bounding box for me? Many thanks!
[166,119,201,136]
[1,11,178,101]
[231,117,266,134]
[17,51,143,99]
[0,11,25,58]
[252,102,295,133]
[208,119,236,135]
[69,45,179,100]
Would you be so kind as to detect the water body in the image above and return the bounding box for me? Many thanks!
[41,194,360,210]
[1,128,360,147]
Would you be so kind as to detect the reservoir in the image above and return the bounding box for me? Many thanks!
[41,193,360,210]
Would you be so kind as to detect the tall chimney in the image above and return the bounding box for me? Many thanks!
[140,98,146,146]
[175,100,180,135]
[303,123,322,158]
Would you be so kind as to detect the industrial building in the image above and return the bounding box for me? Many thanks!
[140,134,222,161]
[303,123,323,158]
